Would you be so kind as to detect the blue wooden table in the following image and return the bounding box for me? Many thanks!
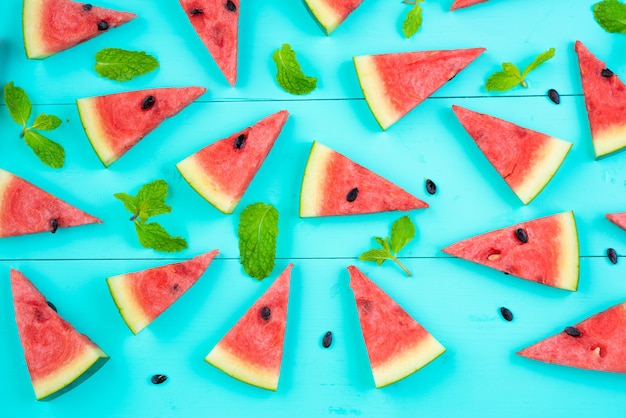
[2,0,626,416]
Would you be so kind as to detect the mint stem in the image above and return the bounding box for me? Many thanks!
[521,79,528,88]
[130,213,138,221]
[393,257,412,277]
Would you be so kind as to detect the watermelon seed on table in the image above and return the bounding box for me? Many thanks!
[500,307,513,321]
[601,68,614,77]
[322,331,333,348]
[548,89,560,104]
[151,374,167,384]
[607,248,618,264]
[564,327,582,337]
[425,179,437,195]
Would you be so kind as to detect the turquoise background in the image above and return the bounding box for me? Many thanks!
[2,0,626,416]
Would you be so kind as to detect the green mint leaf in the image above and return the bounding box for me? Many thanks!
[359,249,392,266]
[485,63,523,92]
[390,216,416,254]
[135,221,188,252]
[402,2,423,38]
[23,130,65,168]
[114,192,139,215]
[31,114,62,131]
[374,236,391,253]
[4,82,31,127]
[94,48,159,82]
[272,44,317,95]
[238,202,279,280]
[133,179,171,221]
[593,0,626,33]
[521,48,555,78]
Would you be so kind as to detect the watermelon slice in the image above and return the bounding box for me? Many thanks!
[575,40,626,159]
[23,0,136,59]
[77,86,206,167]
[450,0,489,10]
[607,212,626,231]
[205,264,293,391]
[10,269,109,401]
[178,0,239,86]
[176,110,289,214]
[106,250,219,334]
[518,302,626,373]
[303,0,364,35]
[348,266,445,388]
[353,47,485,130]
[452,105,572,205]
[0,168,101,237]
[442,211,579,291]
[300,141,428,217]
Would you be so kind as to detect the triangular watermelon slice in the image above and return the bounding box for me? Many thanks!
[106,250,219,334]
[607,212,626,231]
[178,0,239,86]
[353,47,485,130]
[575,40,626,159]
[452,105,572,205]
[300,141,428,217]
[176,110,289,214]
[10,269,109,401]
[0,168,101,237]
[348,266,445,388]
[205,264,293,391]
[450,0,489,10]
[518,302,626,373]
[23,0,136,59]
[77,86,206,167]
[303,0,364,35]
[442,211,579,291]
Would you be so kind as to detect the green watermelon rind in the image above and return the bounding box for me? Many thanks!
[593,125,626,160]
[303,0,343,35]
[176,156,238,214]
[106,273,150,335]
[353,55,400,131]
[205,345,280,391]
[76,97,118,167]
[299,141,331,217]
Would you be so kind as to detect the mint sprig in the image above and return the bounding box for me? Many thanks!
[238,202,279,280]
[94,48,159,82]
[272,44,317,95]
[593,0,626,33]
[114,180,187,252]
[402,0,424,38]
[3,82,65,168]
[359,216,416,277]
[485,48,555,92]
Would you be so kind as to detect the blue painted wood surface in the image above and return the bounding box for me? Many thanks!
[2,0,626,416]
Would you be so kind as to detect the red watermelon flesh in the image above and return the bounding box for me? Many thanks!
[106,250,219,334]
[10,269,109,401]
[348,266,445,388]
[606,212,626,231]
[303,0,364,34]
[442,211,579,291]
[176,110,289,214]
[179,0,238,86]
[353,48,485,130]
[300,141,428,217]
[0,168,101,237]
[518,302,626,373]
[452,105,572,204]
[23,0,136,59]
[77,86,206,167]
[450,0,489,10]
[575,40,626,159]
[205,264,293,391]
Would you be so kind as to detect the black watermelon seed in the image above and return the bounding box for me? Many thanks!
[142,95,156,110]
[322,331,333,348]
[607,248,618,264]
[47,301,57,312]
[234,134,246,149]
[97,20,109,31]
[82,3,92,11]
[260,306,271,321]
[425,179,437,195]
[515,228,528,244]
[547,89,561,104]
[500,307,513,321]
[50,218,59,234]
[225,0,237,12]
[346,187,359,202]
[189,8,203,15]
[601,68,614,77]
[151,374,167,384]
[564,326,582,337]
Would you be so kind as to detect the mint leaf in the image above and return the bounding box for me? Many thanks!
[4,82,31,127]
[94,48,159,82]
[133,180,171,221]
[238,202,279,280]
[390,216,416,254]
[23,130,65,168]
[485,63,523,92]
[114,192,138,215]
[593,0,626,33]
[402,2,423,38]
[135,221,188,253]
[359,249,392,266]
[272,44,317,95]
[374,236,390,253]
[31,114,62,131]
[521,48,555,78]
